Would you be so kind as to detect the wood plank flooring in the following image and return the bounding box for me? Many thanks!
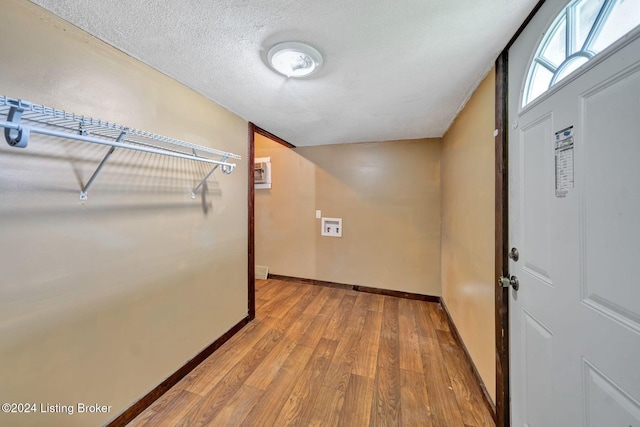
[129,279,495,426]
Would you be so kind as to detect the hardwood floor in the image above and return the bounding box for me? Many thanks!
[129,279,495,426]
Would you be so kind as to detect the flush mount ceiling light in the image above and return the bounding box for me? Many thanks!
[267,42,323,78]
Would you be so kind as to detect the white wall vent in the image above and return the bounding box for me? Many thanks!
[255,265,269,279]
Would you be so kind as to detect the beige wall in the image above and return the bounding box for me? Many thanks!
[255,135,442,296]
[441,68,496,402]
[0,2,248,426]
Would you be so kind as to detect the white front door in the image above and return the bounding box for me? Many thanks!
[508,1,640,425]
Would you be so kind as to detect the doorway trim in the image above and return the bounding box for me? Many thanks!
[494,2,546,426]
[253,125,296,149]
[248,122,296,321]
[248,123,256,320]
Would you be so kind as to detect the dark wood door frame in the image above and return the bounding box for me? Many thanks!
[248,123,256,320]
[494,52,510,427]
[247,122,296,321]
[253,125,296,149]
[495,2,546,426]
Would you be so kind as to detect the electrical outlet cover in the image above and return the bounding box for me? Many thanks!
[321,217,342,237]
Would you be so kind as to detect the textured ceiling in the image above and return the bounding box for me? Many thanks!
[31,0,538,146]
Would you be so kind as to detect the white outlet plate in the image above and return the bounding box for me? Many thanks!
[321,217,342,237]
[316,210,321,219]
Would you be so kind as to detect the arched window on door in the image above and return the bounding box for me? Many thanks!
[522,0,640,107]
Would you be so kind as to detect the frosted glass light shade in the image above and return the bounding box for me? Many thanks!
[267,42,323,78]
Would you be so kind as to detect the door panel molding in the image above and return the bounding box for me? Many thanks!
[507,1,640,424]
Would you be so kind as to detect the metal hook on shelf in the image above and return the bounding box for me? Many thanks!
[3,104,30,148]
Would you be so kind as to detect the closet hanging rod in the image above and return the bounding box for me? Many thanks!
[0,96,241,200]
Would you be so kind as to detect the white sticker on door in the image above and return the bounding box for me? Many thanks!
[555,126,574,197]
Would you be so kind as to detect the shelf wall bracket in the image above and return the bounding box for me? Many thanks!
[3,102,30,148]
[79,130,126,201]
[191,155,229,199]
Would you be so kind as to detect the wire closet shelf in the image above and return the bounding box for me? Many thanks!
[0,95,241,200]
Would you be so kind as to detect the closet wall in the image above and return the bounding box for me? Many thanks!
[0,2,248,426]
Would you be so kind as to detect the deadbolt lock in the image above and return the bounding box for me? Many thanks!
[508,247,519,262]
[499,275,519,291]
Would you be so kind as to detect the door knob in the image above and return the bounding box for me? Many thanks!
[499,275,519,291]
[508,247,519,262]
